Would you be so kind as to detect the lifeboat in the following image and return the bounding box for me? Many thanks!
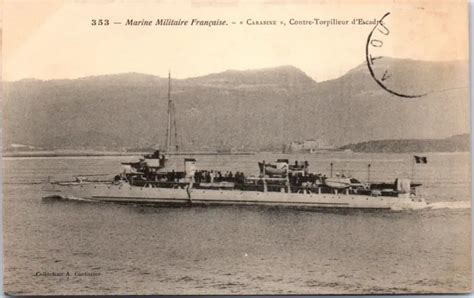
[258,159,307,176]
[324,177,352,189]
[324,177,366,189]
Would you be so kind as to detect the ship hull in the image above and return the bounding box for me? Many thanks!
[43,182,429,210]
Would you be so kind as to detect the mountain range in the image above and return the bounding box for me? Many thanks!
[2,58,469,151]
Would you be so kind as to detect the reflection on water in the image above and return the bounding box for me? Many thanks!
[2,152,471,294]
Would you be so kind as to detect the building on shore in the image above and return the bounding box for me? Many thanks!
[283,139,335,153]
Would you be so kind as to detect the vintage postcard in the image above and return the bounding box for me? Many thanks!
[2,0,471,295]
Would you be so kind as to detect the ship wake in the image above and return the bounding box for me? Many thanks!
[426,201,471,210]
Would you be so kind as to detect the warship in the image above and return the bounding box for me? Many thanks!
[42,73,429,211]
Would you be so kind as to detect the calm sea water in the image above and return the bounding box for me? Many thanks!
[2,152,471,295]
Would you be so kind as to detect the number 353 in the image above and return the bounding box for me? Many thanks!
[91,19,109,26]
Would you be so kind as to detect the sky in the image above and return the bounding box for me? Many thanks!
[3,0,469,82]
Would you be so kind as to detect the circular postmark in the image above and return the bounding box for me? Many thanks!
[366,12,427,98]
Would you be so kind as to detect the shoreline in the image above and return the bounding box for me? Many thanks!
[2,150,469,159]
[2,151,257,158]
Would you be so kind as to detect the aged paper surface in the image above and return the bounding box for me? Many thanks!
[2,0,471,295]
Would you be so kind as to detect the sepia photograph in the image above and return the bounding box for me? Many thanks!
[2,0,472,295]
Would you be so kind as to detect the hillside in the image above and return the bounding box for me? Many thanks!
[2,58,469,151]
[339,134,470,153]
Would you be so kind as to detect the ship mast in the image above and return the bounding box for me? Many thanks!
[165,70,178,152]
[166,71,172,152]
